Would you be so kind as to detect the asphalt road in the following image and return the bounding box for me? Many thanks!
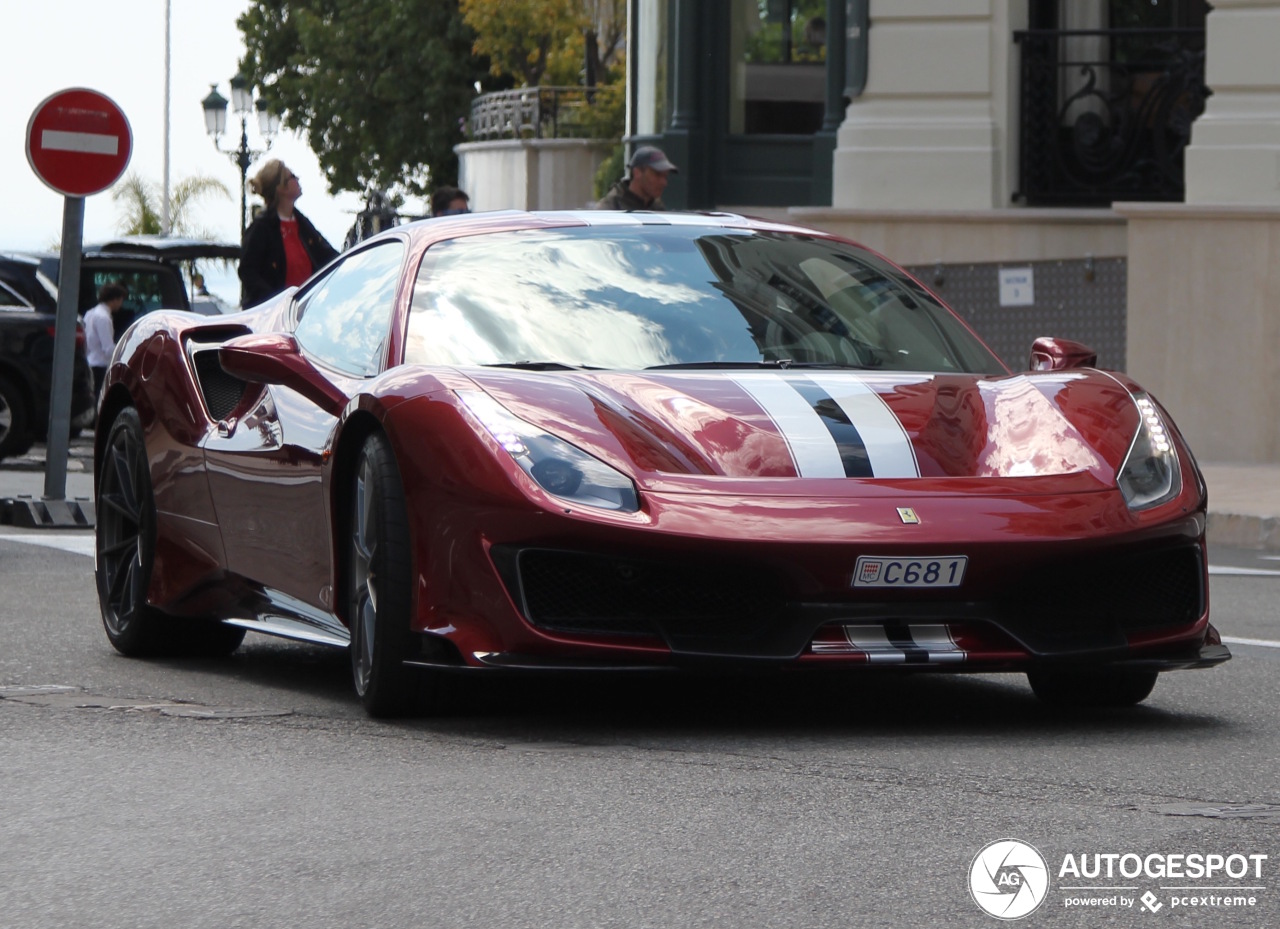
[0,529,1277,928]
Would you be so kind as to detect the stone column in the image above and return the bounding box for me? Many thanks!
[811,0,849,205]
[1184,0,1280,204]
[832,0,999,209]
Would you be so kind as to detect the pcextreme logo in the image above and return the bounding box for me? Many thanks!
[968,839,1051,920]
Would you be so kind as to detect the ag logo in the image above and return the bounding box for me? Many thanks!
[968,839,1050,920]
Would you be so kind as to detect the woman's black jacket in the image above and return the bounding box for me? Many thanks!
[238,207,339,308]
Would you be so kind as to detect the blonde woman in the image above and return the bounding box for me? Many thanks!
[238,159,338,307]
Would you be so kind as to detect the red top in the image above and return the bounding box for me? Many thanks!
[280,218,313,288]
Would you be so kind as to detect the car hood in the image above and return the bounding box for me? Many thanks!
[456,368,1142,489]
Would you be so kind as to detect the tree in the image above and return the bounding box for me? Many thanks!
[460,0,623,88]
[112,173,231,238]
[238,0,487,196]
[461,0,577,87]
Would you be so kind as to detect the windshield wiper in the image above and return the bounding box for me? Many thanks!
[482,361,601,371]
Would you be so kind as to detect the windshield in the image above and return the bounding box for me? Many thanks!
[405,226,1005,374]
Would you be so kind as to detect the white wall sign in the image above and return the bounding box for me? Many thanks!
[998,267,1035,307]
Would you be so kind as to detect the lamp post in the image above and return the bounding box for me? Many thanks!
[201,75,280,239]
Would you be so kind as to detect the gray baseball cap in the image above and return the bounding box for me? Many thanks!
[629,146,679,173]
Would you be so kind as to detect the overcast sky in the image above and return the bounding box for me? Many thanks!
[1,1,402,270]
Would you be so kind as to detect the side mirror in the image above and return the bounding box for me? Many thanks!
[1029,337,1098,372]
[218,332,347,416]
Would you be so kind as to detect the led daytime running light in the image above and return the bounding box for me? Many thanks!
[1135,396,1171,455]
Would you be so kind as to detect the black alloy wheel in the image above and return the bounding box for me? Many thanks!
[0,372,32,460]
[348,432,432,716]
[1026,668,1159,708]
[96,407,244,657]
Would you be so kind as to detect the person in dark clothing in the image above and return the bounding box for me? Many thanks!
[595,146,679,211]
[238,159,339,308]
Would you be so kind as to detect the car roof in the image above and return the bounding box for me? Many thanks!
[83,236,240,262]
[378,209,831,250]
[3,236,240,266]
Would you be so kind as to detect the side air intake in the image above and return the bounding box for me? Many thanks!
[192,348,248,421]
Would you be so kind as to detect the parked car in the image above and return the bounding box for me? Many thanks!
[0,251,58,313]
[0,292,95,460]
[4,236,240,334]
[93,211,1228,717]
[0,237,237,461]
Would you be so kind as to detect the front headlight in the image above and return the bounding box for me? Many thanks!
[1117,393,1181,511]
[458,390,640,513]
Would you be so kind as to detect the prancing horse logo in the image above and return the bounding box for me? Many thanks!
[897,507,920,525]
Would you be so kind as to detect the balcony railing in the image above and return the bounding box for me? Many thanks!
[469,87,598,141]
[1014,28,1209,206]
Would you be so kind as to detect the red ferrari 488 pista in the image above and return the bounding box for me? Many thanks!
[94,211,1228,715]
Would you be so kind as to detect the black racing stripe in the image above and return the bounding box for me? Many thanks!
[885,623,929,664]
[790,378,873,477]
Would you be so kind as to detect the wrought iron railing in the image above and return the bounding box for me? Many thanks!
[1014,28,1209,206]
[469,87,598,141]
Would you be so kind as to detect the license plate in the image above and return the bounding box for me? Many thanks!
[853,556,967,588]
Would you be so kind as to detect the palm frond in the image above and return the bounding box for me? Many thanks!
[112,173,163,235]
[112,173,233,239]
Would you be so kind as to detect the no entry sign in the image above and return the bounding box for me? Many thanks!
[26,88,132,197]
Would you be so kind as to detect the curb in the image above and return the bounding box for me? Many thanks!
[0,495,95,529]
[1206,512,1280,551]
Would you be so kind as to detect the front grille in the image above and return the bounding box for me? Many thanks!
[987,544,1205,654]
[502,543,1205,660]
[193,349,248,421]
[1006,546,1203,631]
[515,549,786,641]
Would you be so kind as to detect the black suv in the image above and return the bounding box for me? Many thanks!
[0,270,95,459]
[0,237,238,461]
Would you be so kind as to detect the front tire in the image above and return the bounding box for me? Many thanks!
[347,432,427,717]
[96,408,245,657]
[1027,669,1158,708]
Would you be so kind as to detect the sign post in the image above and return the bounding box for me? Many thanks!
[25,88,132,511]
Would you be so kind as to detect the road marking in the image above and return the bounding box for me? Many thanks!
[0,533,95,557]
[1208,565,1280,576]
[1221,636,1280,650]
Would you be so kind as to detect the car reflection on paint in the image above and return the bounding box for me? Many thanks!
[92,210,1228,717]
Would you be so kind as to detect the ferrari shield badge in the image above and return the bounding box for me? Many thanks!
[897,507,920,525]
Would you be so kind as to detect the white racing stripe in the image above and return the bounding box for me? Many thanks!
[807,373,919,478]
[821,624,966,663]
[907,624,967,663]
[731,373,846,477]
[41,129,119,155]
[839,625,905,663]
[732,372,917,478]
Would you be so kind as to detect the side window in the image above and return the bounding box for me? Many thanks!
[87,268,187,342]
[0,279,30,307]
[293,241,405,377]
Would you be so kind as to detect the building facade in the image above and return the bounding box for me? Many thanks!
[623,0,1280,464]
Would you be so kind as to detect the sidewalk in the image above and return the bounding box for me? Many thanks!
[1200,463,1280,550]
[1,442,1278,548]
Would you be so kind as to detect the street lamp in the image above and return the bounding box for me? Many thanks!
[201,75,280,238]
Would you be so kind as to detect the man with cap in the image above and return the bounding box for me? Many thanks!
[596,146,679,210]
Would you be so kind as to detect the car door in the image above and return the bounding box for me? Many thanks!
[203,240,406,613]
